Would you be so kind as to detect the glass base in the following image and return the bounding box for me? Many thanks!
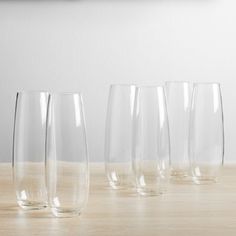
[171,169,189,178]
[170,169,193,184]
[136,188,162,197]
[51,207,81,218]
[109,181,131,190]
[18,200,47,210]
[193,176,217,185]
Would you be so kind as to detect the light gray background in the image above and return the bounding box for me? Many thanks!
[0,0,235,162]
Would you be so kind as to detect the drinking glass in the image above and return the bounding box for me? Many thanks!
[46,93,89,217]
[189,83,224,184]
[12,91,49,210]
[165,82,193,180]
[105,84,137,189]
[132,86,170,196]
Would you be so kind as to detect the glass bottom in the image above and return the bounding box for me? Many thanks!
[170,169,193,184]
[17,200,47,210]
[109,181,132,190]
[136,187,162,197]
[193,176,217,185]
[51,207,81,218]
[171,169,189,178]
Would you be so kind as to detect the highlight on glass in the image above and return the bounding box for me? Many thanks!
[189,83,224,184]
[12,91,49,210]
[132,86,170,196]
[46,93,89,217]
[165,81,193,181]
[104,84,137,189]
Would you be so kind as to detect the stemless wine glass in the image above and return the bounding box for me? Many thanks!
[189,83,224,184]
[46,93,89,217]
[165,81,193,181]
[105,84,137,189]
[12,91,49,210]
[132,86,170,196]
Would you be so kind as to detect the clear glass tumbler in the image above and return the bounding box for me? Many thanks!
[165,81,193,180]
[105,84,137,189]
[132,86,170,196]
[46,93,89,217]
[189,83,224,184]
[12,91,49,210]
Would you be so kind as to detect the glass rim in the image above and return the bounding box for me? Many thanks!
[110,84,136,88]
[194,82,221,86]
[165,81,192,84]
[49,91,82,96]
[136,85,164,89]
[16,90,49,95]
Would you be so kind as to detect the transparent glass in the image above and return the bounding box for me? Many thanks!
[132,86,170,196]
[165,82,193,180]
[189,83,224,184]
[12,91,49,210]
[105,84,137,189]
[46,93,89,217]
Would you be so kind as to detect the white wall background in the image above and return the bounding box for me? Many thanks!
[0,0,235,162]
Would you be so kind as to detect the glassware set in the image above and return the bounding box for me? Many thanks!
[13,91,89,217]
[12,81,224,217]
[105,82,224,194]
